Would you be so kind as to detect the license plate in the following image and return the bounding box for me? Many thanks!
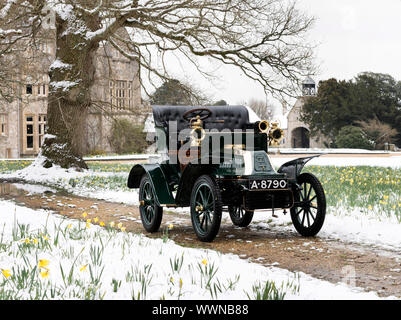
[249,179,287,190]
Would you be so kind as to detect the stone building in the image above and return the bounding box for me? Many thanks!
[0,27,147,159]
[281,77,327,149]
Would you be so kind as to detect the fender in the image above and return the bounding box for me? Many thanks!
[175,163,219,206]
[127,164,175,206]
[277,155,321,181]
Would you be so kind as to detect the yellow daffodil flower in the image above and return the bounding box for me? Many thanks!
[40,270,49,279]
[1,269,11,278]
[38,259,49,270]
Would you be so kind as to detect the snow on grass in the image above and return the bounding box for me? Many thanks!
[0,200,387,300]
[1,158,401,253]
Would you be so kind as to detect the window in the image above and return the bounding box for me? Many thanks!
[26,116,34,149]
[0,114,7,136]
[26,84,33,95]
[38,115,47,147]
[109,80,134,110]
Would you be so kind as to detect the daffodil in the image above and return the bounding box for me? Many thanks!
[1,269,11,278]
[38,259,49,270]
[82,212,88,218]
[33,238,38,245]
[100,222,105,227]
[179,278,183,289]
[93,217,99,223]
[120,227,126,232]
[117,222,123,229]
[86,219,92,224]
[168,224,174,230]
[109,221,115,228]
[40,270,49,279]
[80,264,88,272]
[67,224,72,229]
[202,259,207,266]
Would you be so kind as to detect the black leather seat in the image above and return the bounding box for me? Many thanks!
[152,105,250,132]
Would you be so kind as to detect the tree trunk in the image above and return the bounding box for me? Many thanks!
[41,15,100,170]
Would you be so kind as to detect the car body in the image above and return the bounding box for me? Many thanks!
[128,105,326,242]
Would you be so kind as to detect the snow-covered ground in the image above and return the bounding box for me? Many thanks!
[0,199,389,300]
[270,154,401,169]
[0,155,400,253]
[0,154,400,299]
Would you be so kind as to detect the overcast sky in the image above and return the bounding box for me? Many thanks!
[199,0,401,113]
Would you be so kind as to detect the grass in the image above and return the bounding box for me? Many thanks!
[305,165,401,220]
[0,212,293,300]
[1,160,400,220]
[0,160,32,173]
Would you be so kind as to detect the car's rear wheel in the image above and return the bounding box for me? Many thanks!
[139,175,163,233]
[228,206,254,227]
[190,175,222,242]
[290,172,326,237]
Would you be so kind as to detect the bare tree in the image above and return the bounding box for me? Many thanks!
[356,118,399,150]
[247,98,274,121]
[0,0,316,169]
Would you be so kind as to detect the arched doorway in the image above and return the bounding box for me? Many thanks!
[291,127,310,148]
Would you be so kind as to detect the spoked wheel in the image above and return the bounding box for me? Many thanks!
[228,205,254,227]
[190,175,222,242]
[139,175,163,233]
[290,172,326,237]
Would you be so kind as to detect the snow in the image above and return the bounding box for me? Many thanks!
[0,0,17,19]
[0,154,400,299]
[269,154,401,169]
[0,199,389,300]
[50,80,80,92]
[49,59,72,71]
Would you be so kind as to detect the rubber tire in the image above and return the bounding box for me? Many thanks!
[290,172,326,237]
[190,175,222,242]
[228,206,254,227]
[139,175,163,233]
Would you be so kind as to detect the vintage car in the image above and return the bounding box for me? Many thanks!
[127,105,326,242]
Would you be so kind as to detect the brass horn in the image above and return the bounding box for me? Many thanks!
[269,122,284,146]
[258,120,270,133]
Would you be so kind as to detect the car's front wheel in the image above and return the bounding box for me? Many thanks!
[290,172,326,237]
[190,175,222,242]
[139,175,163,233]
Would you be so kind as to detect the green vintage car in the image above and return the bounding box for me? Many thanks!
[127,105,326,242]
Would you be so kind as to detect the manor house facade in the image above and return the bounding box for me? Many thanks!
[0,28,148,159]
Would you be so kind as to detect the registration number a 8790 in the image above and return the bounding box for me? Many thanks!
[249,179,287,190]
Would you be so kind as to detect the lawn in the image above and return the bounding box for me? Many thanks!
[1,160,400,221]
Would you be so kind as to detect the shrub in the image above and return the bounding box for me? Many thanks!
[335,125,374,150]
[109,119,148,154]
